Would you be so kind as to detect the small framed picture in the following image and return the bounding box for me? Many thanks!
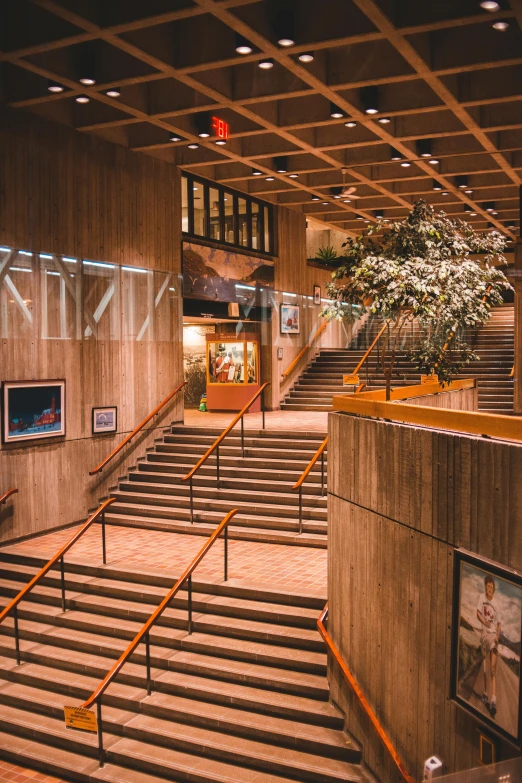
[2,380,65,445]
[451,549,522,747]
[92,406,117,435]
[314,285,321,305]
[280,303,300,335]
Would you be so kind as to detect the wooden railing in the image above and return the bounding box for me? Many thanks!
[318,604,415,783]
[0,488,18,505]
[182,382,270,522]
[293,437,327,534]
[281,319,329,379]
[89,381,186,475]
[76,508,238,766]
[0,498,115,665]
[352,378,475,402]
[510,364,515,378]
[345,322,388,386]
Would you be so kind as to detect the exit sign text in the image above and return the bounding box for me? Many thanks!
[211,116,230,140]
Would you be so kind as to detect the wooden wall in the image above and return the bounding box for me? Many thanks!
[0,108,183,543]
[514,238,522,414]
[328,412,522,780]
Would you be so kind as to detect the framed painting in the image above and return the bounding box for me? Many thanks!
[280,303,300,335]
[92,406,117,435]
[314,285,321,305]
[2,380,65,445]
[451,549,522,747]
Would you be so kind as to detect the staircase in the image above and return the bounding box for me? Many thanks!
[282,306,514,414]
[0,548,371,783]
[104,427,328,548]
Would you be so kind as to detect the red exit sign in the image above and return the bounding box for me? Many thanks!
[211,116,229,140]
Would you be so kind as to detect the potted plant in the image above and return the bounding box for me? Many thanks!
[322,200,511,400]
[314,245,338,266]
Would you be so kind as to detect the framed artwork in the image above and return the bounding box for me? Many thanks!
[451,549,522,747]
[280,303,300,334]
[2,380,65,445]
[92,406,117,435]
[314,285,321,305]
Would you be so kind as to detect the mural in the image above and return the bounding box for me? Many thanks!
[183,325,215,408]
[183,242,274,302]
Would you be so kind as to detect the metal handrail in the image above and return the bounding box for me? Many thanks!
[318,603,415,783]
[0,497,115,665]
[78,508,239,766]
[0,488,18,505]
[510,364,514,378]
[352,321,387,380]
[293,437,327,534]
[182,382,270,522]
[281,320,329,379]
[89,381,186,475]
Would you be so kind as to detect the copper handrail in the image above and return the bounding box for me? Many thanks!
[510,365,514,378]
[352,321,387,378]
[282,319,329,379]
[0,488,18,505]
[0,497,115,664]
[182,382,270,521]
[78,508,238,766]
[89,381,186,475]
[318,603,415,783]
[293,437,328,535]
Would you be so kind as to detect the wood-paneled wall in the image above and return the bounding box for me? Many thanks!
[328,412,522,780]
[275,206,334,295]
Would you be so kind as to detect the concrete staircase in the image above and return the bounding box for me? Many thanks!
[0,550,372,783]
[282,306,514,414]
[105,427,328,549]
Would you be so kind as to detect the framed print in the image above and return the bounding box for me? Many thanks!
[451,549,522,747]
[2,380,65,445]
[280,303,300,335]
[314,285,321,305]
[92,406,117,435]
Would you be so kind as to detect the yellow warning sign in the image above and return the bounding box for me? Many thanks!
[420,374,439,385]
[343,374,360,386]
[64,705,98,733]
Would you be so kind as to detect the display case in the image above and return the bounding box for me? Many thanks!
[205,334,261,411]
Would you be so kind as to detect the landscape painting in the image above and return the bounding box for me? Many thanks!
[183,242,274,302]
[452,550,522,746]
[3,380,65,444]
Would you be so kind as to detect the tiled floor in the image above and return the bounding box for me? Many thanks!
[184,408,328,433]
[0,760,66,782]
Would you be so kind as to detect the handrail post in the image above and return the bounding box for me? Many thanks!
[13,606,20,666]
[298,486,303,535]
[216,444,220,489]
[187,574,193,634]
[145,631,151,695]
[101,511,107,565]
[224,524,228,582]
[96,699,104,767]
[321,451,325,497]
[241,416,245,457]
[189,477,194,523]
[60,555,66,612]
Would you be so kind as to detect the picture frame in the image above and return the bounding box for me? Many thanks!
[451,549,522,747]
[92,406,118,435]
[2,380,65,445]
[313,285,321,305]
[280,303,300,335]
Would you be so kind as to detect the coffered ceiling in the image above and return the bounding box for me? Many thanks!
[1,0,521,239]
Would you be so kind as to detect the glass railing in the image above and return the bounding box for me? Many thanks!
[438,757,522,781]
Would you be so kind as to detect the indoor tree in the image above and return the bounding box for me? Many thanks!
[322,200,511,399]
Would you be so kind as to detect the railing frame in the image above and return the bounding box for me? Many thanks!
[0,488,18,505]
[78,508,238,767]
[318,604,415,783]
[89,381,186,475]
[0,498,115,665]
[182,383,270,523]
[293,436,328,535]
[352,321,388,384]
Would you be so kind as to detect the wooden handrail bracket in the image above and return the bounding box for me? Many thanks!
[318,604,415,783]
[293,437,328,490]
[0,488,18,505]
[90,381,186,475]
[282,319,328,379]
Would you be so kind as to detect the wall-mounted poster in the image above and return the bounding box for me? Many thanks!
[314,285,321,305]
[2,380,65,445]
[92,406,117,435]
[451,549,522,747]
[280,303,300,335]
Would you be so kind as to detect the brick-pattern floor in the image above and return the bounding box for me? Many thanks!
[0,760,66,782]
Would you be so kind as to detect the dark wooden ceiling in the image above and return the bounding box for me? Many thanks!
[1,0,521,239]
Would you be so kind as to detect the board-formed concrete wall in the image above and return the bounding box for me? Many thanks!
[328,411,522,781]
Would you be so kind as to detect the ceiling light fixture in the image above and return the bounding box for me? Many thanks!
[48,81,64,93]
[278,36,295,46]
[361,85,379,115]
[288,173,299,178]
[75,95,90,104]
[480,0,500,9]
[456,175,468,189]
[464,189,473,194]
[312,196,320,201]
[330,103,344,119]
[492,20,509,30]
[188,143,199,149]
[343,198,351,203]
[215,139,227,145]
[378,117,391,124]
[275,156,288,173]
[169,134,181,142]
[374,210,384,219]
[356,216,364,220]
[106,87,121,98]
[416,139,433,158]
[252,169,262,176]
[265,176,275,181]
[485,201,495,212]
[433,180,442,190]
[390,147,402,161]
[442,191,449,196]
[400,161,411,167]
[429,159,439,165]
[259,58,274,69]
[470,212,477,216]
[322,201,329,205]
[235,34,253,55]
[79,76,95,86]
[298,52,314,63]
[345,120,357,128]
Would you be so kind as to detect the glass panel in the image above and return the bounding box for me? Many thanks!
[208,340,245,384]
[209,187,221,242]
[224,193,234,244]
[181,176,189,233]
[246,341,258,383]
[264,206,271,253]
[193,181,205,236]
[251,202,260,250]
[238,198,248,247]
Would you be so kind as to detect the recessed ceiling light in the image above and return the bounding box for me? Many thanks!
[464,189,473,194]
[442,191,449,195]
[433,180,442,190]
[390,147,402,161]
[343,199,351,203]
[216,139,227,145]
[188,143,199,149]
[79,77,96,86]
[236,44,253,54]
[333,195,341,199]
[378,117,391,124]
[312,196,320,201]
[492,20,509,30]
[266,176,275,181]
[456,175,468,189]
[298,52,314,63]
[278,37,295,46]
[485,201,495,212]
[75,95,90,103]
[429,159,439,165]
[235,34,253,55]
[361,85,379,115]
[252,169,262,176]
[366,108,378,115]
[170,134,181,142]
[330,103,344,119]
[356,216,364,220]
[259,58,274,69]
[470,212,477,216]
[322,201,329,205]
[345,121,357,128]
[288,173,299,178]
[106,88,121,98]
[492,210,499,215]
[400,161,411,167]
[48,81,64,93]
[480,0,500,9]
[198,132,210,138]
[364,219,370,223]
